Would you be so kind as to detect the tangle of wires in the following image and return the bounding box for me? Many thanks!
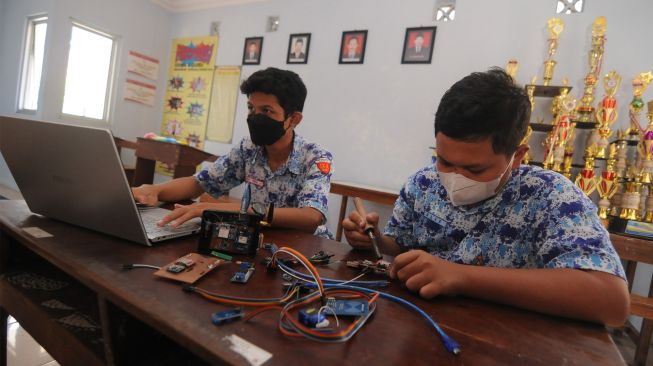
[183,246,379,343]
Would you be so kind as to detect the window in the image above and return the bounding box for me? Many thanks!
[62,22,117,121]
[434,0,456,22]
[18,16,48,112]
[556,0,584,14]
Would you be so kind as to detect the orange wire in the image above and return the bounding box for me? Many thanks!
[274,247,325,294]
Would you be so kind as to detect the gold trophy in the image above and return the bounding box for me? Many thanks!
[550,93,577,173]
[522,76,537,165]
[627,72,653,139]
[597,144,619,221]
[639,100,653,183]
[542,17,564,86]
[575,147,597,196]
[562,128,576,179]
[644,188,653,222]
[506,59,519,81]
[620,177,643,220]
[576,16,607,123]
[615,130,629,178]
[594,70,621,159]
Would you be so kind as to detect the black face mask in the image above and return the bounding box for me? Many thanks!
[247,113,288,146]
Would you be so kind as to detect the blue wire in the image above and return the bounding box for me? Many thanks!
[305,282,461,355]
[270,244,460,354]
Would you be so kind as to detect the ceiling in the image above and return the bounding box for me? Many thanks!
[150,0,268,12]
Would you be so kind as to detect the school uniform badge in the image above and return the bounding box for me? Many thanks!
[315,158,331,174]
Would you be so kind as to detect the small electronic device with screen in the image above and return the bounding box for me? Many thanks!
[197,210,263,256]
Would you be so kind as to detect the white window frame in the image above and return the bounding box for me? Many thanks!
[61,19,118,124]
[17,15,48,114]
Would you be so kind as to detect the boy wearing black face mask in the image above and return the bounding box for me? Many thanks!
[132,68,333,238]
[342,68,628,327]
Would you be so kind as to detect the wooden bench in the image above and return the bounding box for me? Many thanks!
[610,232,653,366]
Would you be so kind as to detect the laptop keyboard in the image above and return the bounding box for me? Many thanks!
[138,206,200,237]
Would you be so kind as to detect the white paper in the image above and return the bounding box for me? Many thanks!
[124,79,156,107]
[23,227,53,238]
[222,334,272,366]
[127,51,160,80]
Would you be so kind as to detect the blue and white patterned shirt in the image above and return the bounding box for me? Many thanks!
[195,133,333,238]
[384,164,626,279]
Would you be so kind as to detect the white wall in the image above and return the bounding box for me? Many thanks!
[0,0,172,187]
[167,0,653,236]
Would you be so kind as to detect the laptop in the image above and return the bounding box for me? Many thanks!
[0,116,200,246]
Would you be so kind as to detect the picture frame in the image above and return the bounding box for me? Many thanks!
[401,26,437,64]
[287,33,311,64]
[242,37,263,65]
[338,30,368,64]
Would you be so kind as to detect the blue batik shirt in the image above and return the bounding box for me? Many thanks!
[384,164,626,279]
[195,133,333,238]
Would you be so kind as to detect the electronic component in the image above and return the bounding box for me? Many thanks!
[212,307,244,325]
[166,255,196,273]
[298,308,329,328]
[209,251,233,261]
[346,259,391,276]
[197,210,264,256]
[326,298,369,317]
[261,256,299,268]
[154,253,221,284]
[308,251,334,265]
[230,262,255,283]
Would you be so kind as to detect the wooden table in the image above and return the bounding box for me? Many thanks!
[132,138,217,187]
[0,200,624,365]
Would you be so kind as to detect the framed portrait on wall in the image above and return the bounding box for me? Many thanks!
[339,30,368,64]
[242,37,263,65]
[401,26,436,64]
[287,33,311,64]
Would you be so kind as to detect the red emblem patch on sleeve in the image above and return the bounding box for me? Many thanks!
[315,158,331,174]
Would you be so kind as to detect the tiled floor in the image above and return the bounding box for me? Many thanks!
[7,317,59,366]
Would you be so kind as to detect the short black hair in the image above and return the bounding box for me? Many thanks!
[434,67,530,155]
[240,67,307,116]
[295,38,304,45]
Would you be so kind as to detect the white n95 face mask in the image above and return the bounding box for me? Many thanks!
[439,155,515,207]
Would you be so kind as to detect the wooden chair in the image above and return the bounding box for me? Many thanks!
[329,181,399,241]
[610,232,653,366]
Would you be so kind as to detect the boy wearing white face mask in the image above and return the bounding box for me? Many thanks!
[343,68,628,326]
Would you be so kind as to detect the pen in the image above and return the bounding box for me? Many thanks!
[352,197,383,260]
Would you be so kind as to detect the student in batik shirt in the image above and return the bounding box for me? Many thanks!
[343,68,628,326]
[132,68,333,238]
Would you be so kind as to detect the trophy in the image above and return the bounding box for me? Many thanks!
[576,16,607,123]
[522,76,537,165]
[575,147,597,196]
[594,70,621,159]
[615,130,629,178]
[644,188,653,222]
[639,100,653,183]
[620,177,643,220]
[542,17,564,86]
[562,128,576,179]
[550,93,577,173]
[627,72,653,139]
[596,144,619,220]
[506,59,519,81]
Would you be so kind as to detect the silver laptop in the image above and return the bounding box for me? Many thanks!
[0,116,200,246]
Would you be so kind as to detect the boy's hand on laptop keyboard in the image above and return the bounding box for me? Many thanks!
[159,202,241,228]
[132,185,159,206]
